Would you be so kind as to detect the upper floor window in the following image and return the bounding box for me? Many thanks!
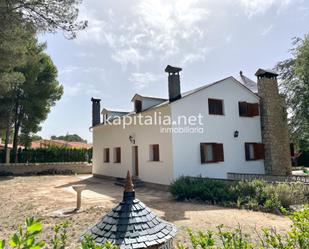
[135,100,142,113]
[104,148,110,163]
[245,143,264,160]
[200,143,224,163]
[113,147,121,163]
[239,102,259,117]
[149,144,160,161]
[208,99,224,115]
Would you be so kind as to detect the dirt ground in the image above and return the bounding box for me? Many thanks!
[0,175,292,248]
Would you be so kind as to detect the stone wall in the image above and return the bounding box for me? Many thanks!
[0,162,92,175]
[257,74,292,175]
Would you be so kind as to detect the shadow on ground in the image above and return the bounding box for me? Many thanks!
[55,175,225,222]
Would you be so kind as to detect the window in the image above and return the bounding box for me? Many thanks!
[239,102,259,117]
[135,100,142,113]
[149,144,160,161]
[208,99,224,115]
[200,143,224,163]
[113,147,121,163]
[245,143,264,160]
[104,148,110,163]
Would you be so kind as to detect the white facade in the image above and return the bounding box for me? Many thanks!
[92,76,265,185]
[170,77,264,179]
[93,105,174,185]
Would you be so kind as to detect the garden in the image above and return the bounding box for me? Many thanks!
[0,175,295,248]
[170,177,309,213]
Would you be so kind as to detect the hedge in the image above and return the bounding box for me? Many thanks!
[0,147,92,163]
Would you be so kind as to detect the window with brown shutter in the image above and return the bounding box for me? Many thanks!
[114,147,121,163]
[104,148,110,163]
[239,102,259,117]
[245,143,264,160]
[135,100,142,113]
[149,144,160,161]
[200,143,224,163]
[208,99,224,115]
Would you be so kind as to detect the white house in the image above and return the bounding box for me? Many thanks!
[91,66,291,185]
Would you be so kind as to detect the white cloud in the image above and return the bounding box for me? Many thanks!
[64,82,101,97]
[237,0,291,17]
[75,0,210,68]
[260,24,274,36]
[129,72,163,91]
[59,66,105,75]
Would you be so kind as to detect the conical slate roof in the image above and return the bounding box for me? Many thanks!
[81,171,177,248]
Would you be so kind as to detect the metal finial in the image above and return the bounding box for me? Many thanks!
[124,170,134,193]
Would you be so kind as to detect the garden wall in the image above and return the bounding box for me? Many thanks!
[0,162,92,175]
[227,172,309,183]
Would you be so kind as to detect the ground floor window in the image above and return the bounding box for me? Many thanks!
[103,148,110,163]
[200,143,224,163]
[113,147,121,163]
[149,144,160,161]
[245,143,264,160]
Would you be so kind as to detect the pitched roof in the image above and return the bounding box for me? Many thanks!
[81,171,177,248]
[131,94,167,102]
[92,74,259,128]
[237,72,258,93]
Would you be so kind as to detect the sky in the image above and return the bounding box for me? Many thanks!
[38,0,309,143]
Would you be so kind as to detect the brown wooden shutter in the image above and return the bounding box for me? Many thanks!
[245,143,250,161]
[208,99,223,115]
[200,143,206,163]
[105,148,110,162]
[254,143,264,160]
[248,103,259,117]
[239,102,248,116]
[214,143,224,162]
[116,147,121,163]
[153,144,160,161]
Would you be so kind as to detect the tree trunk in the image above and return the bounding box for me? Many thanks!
[12,93,20,163]
[4,98,14,163]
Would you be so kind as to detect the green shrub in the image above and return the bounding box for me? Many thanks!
[169,177,234,204]
[0,218,117,249]
[177,206,309,249]
[170,177,308,213]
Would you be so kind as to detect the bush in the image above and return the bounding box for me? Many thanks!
[0,147,93,164]
[177,206,309,249]
[170,177,309,212]
[0,218,117,249]
[169,176,234,204]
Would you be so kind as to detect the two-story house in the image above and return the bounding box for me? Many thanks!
[91,65,291,185]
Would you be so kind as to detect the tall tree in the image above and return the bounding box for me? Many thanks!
[275,35,309,151]
[10,42,63,161]
[0,0,87,39]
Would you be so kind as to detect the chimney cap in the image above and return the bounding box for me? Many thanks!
[91,97,101,102]
[165,65,182,73]
[255,68,278,77]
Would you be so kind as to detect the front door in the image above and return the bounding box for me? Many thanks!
[132,146,139,177]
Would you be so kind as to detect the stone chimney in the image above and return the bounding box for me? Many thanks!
[91,97,101,127]
[256,69,291,175]
[165,65,182,102]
